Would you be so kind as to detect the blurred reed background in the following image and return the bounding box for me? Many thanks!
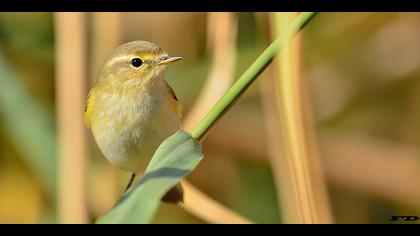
[0,12,420,224]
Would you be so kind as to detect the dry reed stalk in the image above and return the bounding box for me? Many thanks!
[268,12,332,223]
[180,180,252,224]
[55,12,88,224]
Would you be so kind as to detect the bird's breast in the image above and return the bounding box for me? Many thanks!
[90,86,181,173]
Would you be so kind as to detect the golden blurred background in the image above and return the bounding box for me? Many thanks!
[0,12,419,224]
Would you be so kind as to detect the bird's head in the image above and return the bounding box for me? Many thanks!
[98,40,182,86]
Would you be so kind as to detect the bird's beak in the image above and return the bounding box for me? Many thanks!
[157,56,183,65]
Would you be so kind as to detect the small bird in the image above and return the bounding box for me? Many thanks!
[85,40,184,203]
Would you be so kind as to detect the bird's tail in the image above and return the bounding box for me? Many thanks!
[161,183,184,204]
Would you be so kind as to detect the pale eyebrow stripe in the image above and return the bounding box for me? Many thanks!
[107,53,158,66]
[107,55,132,66]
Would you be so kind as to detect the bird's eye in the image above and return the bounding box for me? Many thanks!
[131,58,143,68]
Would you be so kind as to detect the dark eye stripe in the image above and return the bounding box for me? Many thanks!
[142,59,153,64]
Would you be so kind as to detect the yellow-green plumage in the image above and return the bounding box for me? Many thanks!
[85,40,182,178]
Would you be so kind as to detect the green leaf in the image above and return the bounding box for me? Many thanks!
[96,130,203,224]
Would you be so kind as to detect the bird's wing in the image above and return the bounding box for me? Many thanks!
[84,87,97,129]
[165,80,182,119]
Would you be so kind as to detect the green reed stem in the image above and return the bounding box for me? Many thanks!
[190,12,318,141]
